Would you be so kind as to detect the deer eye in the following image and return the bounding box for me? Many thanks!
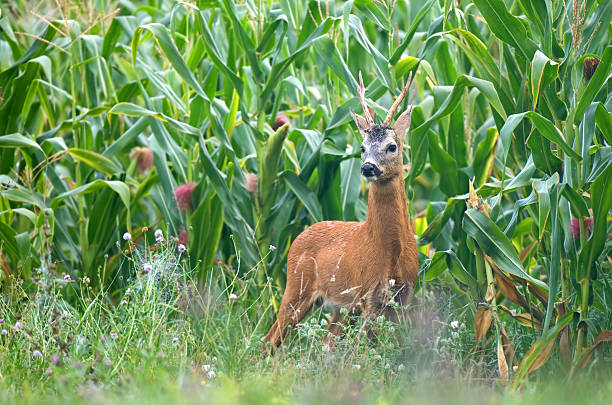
[360,145,365,153]
[387,144,397,153]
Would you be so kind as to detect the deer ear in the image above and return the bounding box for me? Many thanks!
[350,110,371,133]
[392,105,413,142]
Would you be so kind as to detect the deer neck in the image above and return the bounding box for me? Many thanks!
[364,174,413,253]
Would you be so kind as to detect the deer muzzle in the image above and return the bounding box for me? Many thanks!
[361,162,382,179]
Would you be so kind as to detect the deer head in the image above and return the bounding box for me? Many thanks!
[350,72,413,182]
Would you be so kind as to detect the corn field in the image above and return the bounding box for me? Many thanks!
[0,0,611,388]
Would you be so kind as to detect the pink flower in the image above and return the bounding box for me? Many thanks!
[273,114,290,131]
[570,216,593,239]
[129,147,154,173]
[174,182,197,211]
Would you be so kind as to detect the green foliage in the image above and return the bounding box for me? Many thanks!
[0,0,611,385]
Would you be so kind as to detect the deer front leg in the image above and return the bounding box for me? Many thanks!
[358,284,390,340]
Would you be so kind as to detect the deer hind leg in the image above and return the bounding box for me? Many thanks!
[263,258,318,349]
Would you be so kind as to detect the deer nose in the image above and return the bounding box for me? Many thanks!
[361,162,382,178]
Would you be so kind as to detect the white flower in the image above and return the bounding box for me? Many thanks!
[352,364,361,370]
[229,293,238,301]
[178,244,186,253]
[142,263,152,273]
[398,364,405,371]
[202,364,211,372]
[269,244,276,251]
[450,320,460,329]
[388,279,395,288]
[513,365,518,372]
[207,370,216,379]
[154,229,163,239]
[123,232,132,241]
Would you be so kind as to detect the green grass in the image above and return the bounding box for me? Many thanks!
[1,239,611,404]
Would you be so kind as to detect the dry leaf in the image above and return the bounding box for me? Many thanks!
[500,326,518,366]
[556,302,571,368]
[528,339,555,374]
[485,283,495,302]
[474,307,493,343]
[499,305,542,330]
[577,330,612,368]
[498,338,509,381]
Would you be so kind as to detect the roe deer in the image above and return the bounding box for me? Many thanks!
[263,72,418,348]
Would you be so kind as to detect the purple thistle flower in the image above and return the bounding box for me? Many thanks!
[174,182,197,211]
[570,216,593,239]
[33,350,42,358]
[104,359,112,367]
[15,321,23,330]
[51,355,59,365]
[45,368,53,375]
[1,329,7,335]
[0,318,4,324]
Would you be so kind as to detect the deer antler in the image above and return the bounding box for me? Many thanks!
[383,71,413,126]
[357,71,374,127]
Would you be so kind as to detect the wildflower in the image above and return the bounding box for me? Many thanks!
[45,368,53,375]
[51,355,59,365]
[63,274,71,282]
[207,370,216,379]
[1,329,7,335]
[15,321,23,330]
[154,229,164,242]
[33,350,43,358]
[570,215,593,239]
[142,263,152,274]
[273,113,290,131]
[0,318,3,324]
[398,364,405,372]
[99,335,106,343]
[174,182,197,211]
[269,244,276,251]
[352,364,361,370]
[123,232,132,241]
[178,226,188,246]
[583,57,600,81]
[172,337,179,344]
[110,331,118,339]
[178,244,186,253]
[388,279,395,288]
[129,147,154,173]
[104,359,112,366]
[202,364,211,372]
[450,320,460,330]
[229,293,238,301]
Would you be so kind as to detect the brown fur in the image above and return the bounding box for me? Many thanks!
[263,102,418,348]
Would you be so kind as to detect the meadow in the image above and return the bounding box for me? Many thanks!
[0,0,611,403]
